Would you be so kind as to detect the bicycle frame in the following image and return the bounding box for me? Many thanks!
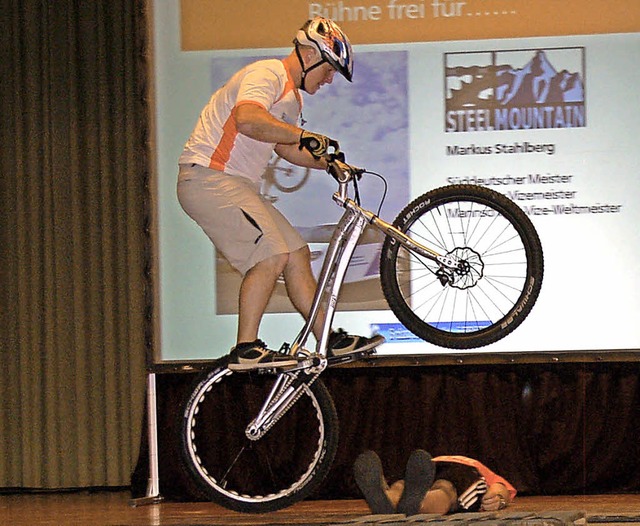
[292,179,463,359]
[244,173,458,440]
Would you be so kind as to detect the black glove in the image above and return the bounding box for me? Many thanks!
[299,130,339,159]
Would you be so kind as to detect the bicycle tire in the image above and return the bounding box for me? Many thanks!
[180,364,339,513]
[273,166,310,193]
[380,184,543,349]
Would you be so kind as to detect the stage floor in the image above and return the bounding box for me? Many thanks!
[1,491,639,525]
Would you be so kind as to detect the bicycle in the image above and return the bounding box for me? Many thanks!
[180,154,544,513]
[262,154,312,203]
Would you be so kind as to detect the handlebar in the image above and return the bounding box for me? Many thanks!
[324,154,365,184]
[322,151,387,216]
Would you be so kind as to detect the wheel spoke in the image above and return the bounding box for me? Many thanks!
[181,368,338,512]
[381,185,543,348]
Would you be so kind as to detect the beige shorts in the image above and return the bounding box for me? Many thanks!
[177,163,306,275]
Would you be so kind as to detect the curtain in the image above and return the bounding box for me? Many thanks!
[131,363,640,500]
[0,0,150,488]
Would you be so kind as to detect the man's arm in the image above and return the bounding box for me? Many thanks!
[235,103,331,169]
[274,143,327,169]
[235,103,300,144]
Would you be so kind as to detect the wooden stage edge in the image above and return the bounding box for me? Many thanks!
[1,490,640,525]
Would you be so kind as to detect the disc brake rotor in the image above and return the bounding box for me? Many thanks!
[448,247,483,289]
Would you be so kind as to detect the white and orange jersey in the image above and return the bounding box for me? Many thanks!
[432,455,517,500]
[179,58,302,185]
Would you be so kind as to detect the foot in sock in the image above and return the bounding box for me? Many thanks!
[396,449,435,516]
[353,450,395,515]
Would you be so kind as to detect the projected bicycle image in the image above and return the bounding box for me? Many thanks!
[214,50,410,314]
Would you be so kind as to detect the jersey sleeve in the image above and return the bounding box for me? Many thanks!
[235,63,284,111]
[433,455,517,500]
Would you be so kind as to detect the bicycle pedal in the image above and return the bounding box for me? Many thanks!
[295,356,326,370]
[258,355,325,373]
[327,348,377,367]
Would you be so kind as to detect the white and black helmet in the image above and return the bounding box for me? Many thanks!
[294,17,353,89]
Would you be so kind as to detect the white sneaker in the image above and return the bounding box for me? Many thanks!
[227,339,299,371]
[327,329,385,357]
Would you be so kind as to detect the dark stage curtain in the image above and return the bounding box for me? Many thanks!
[0,0,150,488]
[132,362,640,501]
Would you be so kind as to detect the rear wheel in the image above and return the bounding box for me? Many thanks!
[181,365,339,513]
[380,184,543,349]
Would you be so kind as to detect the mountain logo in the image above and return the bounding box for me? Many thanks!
[445,47,585,133]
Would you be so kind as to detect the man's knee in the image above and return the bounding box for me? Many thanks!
[250,252,289,277]
[284,246,314,276]
[288,245,311,264]
[427,479,457,514]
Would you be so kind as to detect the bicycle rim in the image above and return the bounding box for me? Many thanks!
[181,366,338,513]
[381,184,543,349]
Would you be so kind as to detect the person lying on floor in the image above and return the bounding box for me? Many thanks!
[354,449,516,516]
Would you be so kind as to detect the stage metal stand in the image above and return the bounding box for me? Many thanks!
[129,372,164,506]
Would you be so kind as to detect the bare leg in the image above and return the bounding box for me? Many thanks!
[418,480,457,515]
[387,480,404,508]
[282,246,326,339]
[386,479,456,515]
[237,253,288,343]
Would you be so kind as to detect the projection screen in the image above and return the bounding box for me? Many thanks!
[151,1,640,363]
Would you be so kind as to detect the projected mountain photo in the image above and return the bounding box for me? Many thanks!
[447,50,584,106]
[445,48,586,132]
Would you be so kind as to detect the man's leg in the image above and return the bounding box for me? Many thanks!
[353,451,396,514]
[282,246,385,354]
[237,252,289,343]
[229,252,301,370]
[390,478,456,515]
[419,480,457,515]
[397,450,435,516]
[282,246,325,339]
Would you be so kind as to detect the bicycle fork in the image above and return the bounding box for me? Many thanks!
[365,209,461,271]
[245,370,321,440]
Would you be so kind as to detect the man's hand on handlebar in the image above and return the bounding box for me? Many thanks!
[297,130,363,180]
[299,130,340,160]
[327,157,364,182]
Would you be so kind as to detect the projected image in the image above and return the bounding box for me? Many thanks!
[445,47,586,133]
[213,51,410,314]
[156,0,640,361]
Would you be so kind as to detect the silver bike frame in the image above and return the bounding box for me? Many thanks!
[291,180,456,357]
[244,173,452,440]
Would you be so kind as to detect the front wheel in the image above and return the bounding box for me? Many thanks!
[180,365,339,513]
[380,184,543,349]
